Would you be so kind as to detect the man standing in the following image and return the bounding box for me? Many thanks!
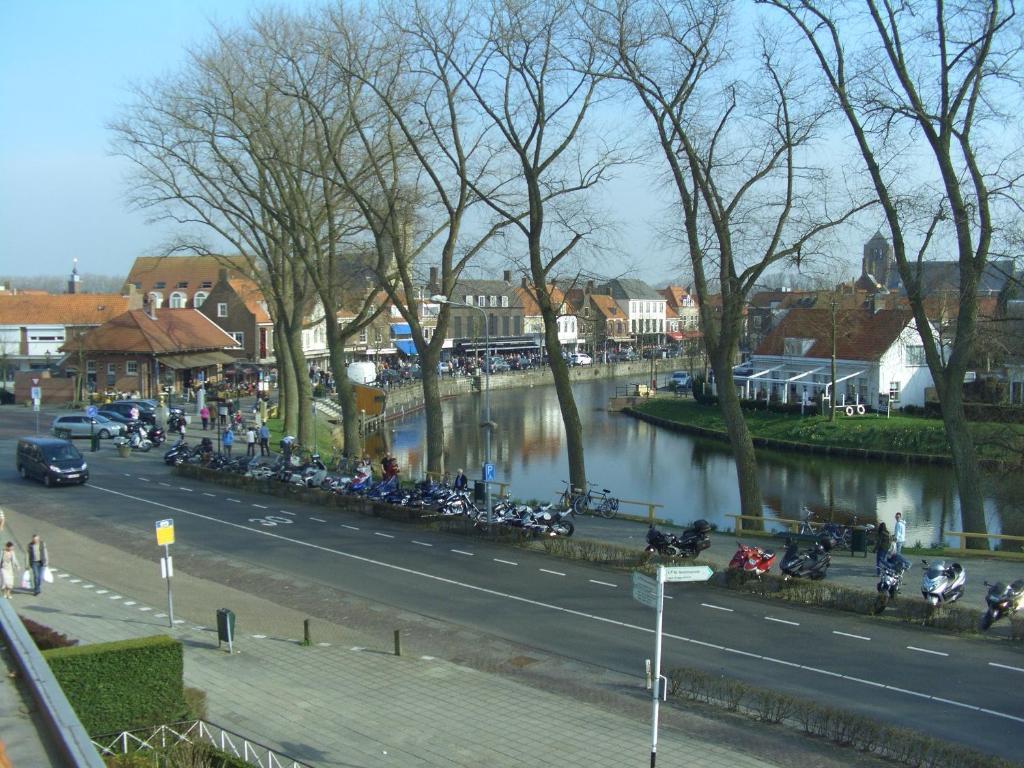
[28,534,47,597]
[222,428,234,457]
[893,512,907,554]
[246,426,256,457]
[259,423,270,456]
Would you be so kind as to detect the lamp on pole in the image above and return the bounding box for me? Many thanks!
[432,294,492,523]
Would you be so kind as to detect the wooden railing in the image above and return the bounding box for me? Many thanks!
[944,531,1024,553]
[617,498,665,524]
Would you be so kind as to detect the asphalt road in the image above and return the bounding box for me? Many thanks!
[3,409,1022,760]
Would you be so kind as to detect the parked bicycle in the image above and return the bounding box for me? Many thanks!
[573,482,620,519]
[797,509,872,551]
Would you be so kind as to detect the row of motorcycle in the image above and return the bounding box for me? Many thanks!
[725,536,1023,628]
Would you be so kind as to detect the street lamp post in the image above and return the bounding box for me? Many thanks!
[432,294,492,524]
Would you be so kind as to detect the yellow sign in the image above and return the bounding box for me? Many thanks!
[155,518,175,546]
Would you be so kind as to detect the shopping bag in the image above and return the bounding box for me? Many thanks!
[42,567,54,584]
[20,569,32,590]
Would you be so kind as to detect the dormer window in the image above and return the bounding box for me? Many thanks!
[501,296,509,308]
[177,281,189,289]
[783,337,815,356]
[201,281,213,289]
[154,281,166,289]
[489,295,498,307]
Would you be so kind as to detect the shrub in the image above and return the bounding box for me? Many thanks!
[20,616,78,650]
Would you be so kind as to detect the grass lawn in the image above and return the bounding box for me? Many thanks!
[633,399,1022,463]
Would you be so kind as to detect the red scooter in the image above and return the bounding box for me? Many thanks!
[728,542,776,577]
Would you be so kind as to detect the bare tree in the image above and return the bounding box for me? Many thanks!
[766,0,1023,544]
[594,0,873,518]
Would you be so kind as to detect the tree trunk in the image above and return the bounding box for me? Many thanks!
[709,348,763,525]
[275,319,298,437]
[324,319,361,457]
[542,318,586,492]
[936,382,987,549]
[285,323,313,449]
[419,352,445,477]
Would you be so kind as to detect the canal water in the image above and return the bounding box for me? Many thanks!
[380,377,1022,548]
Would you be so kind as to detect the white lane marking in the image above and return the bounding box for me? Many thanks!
[139,607,152,612]
[589,580,617,588]
[139,478,150,483]
[989,662,1024,674]
[252,634,267,639]
[412,541,433,547]
[494,559,518,566]
[192,626,206,631]
[317,642,330,647]
[95,589,108,595]
[309,517,326,523]
[253,504,268,509]
[179,487,193,492]
[451,549,474,556]
[173,619,185,624]
[701,603,733,612]
[82,584,94,589]
[908,646,949,657]
[203,492,216,497]
[123,473,132,477]
[540,568,566,576]
[342,524,359,530]
[374,532,395,539]
[762,656,801,668]
[765,616,799,627]
[833,630,871,641]
[86,482,1024,726]
[57,574,69,579]
[123,601,136,606]
[159,482,171,487]
[279,510,295,516]
[227,498,241,503]
[109,595,122,600]
[69,579,81,584]
[155,613,167,618]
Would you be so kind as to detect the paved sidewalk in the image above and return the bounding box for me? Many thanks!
[1,508,819,768]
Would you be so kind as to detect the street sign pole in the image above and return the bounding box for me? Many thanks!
[163,543,174,628]
[650,565,666,768]
[156,519,176,628]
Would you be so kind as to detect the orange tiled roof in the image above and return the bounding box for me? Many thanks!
[62,309,240,354]
[588,294,623,318]
[515,284,570,316]
[227,278,272,323]
[0,293,134,325]
[755,308,914,361]
[124,255,250,295]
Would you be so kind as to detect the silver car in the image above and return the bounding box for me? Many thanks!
[51,414,126,439]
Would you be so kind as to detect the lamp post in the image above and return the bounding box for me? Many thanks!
[432,294,492,523]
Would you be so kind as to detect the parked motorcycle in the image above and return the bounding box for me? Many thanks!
[875,552,912,612]
[779,535,832,580]
[115,425,153,452]
[645,521,712,558]
[519,505,574,537]
[728,542,776,577]
[920,560,966,606]
[144,423,166,446]
[980,579,1024,630]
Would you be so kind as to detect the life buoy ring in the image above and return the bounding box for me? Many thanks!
[845,405,855,416]
[856,404,866,415]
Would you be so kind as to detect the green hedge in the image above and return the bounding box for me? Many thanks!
[45,635,186,736]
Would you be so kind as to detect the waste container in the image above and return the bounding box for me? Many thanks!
[216,608,235,651]
[116,442,131,459]
[850,527,868,558]
[90,434,101,452]
[473,480,485,503]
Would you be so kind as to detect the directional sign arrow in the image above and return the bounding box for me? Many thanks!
[660,565,714,583]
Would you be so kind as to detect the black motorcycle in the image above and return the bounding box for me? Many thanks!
[145,424,166,446]
[874,552,912,613]
[780,535,832,580]
[645,521,711,558]
[980,579,1024,630]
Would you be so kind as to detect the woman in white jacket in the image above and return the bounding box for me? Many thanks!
[0,541,19,599]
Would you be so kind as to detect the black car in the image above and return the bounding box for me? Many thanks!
[97,409,136,426]
[17,437,89,487]
[105,400,157,425]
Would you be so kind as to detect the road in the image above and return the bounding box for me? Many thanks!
[2,411,1022,761]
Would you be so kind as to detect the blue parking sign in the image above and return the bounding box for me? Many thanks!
[85,405,98,417]
[483,463,495,482]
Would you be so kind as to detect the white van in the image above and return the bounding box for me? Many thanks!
[347,361,378,385]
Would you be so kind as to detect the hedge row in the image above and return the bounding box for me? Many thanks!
[45,635,186,736]
[668,666,1013,768]
[105,740,252,767]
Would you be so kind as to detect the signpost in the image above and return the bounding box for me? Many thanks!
[155,519,175,628]
[633,564,713,767]
[31,379,40,433]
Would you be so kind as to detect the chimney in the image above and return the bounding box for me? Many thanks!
[218,268,229,284]
[67,258,80,294]
[429,266,439,289]
[503,269,512,283]
[142,293,157,321]
[586,280,594,294]
[521,277,528,289]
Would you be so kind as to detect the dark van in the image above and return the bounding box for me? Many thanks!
[16,437,89,487]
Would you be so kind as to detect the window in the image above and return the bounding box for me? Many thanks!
[217,302,228,318]
[193,291,209,307]
[374,330,383,344]
[453,317,463,337]
[783,337,814,356]
[905,345,926,366]
[201,281,212,289]
[107,363,117,375]
[176,281,188,289]
[501,295,509,308]
[154,281,166,289]
[126,360,138,375]
[514,317,521,335]
[489,295,498,307]
[502,316,510,335]
[889,381,901,403]
[358,329,367,344]
[477,295,486,307]
[169,291,187,308]
[465,295,473,305]
[148,291,163,308]
[230,332,245,347]
[488,314,497,335]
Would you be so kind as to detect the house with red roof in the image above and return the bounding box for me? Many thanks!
[196,269,275,367]
[741,307,937,409]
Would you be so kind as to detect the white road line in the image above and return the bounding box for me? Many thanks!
[179,487,192,492]
[989,662,1024,674]
[252,634,267,639]
[139,477,150,482]
[155,613,167,618]
[173,619,185,624]
[139,607,152,612]
[589,580,617,588]
[57,574,69,579]
[540,568,566,576]
[123,473,132,477]
[82,584,94,590]
[494,559,518,566]
[123,601,136,606]
[341,524,359,530]
[109,595,122,600]
[765,616,799,627]
[86,481,1024,727]
[203,492,216,497]
[833,630,871,641]
[227,498,241,503]
[374,532,395,539]
[907,646,949,657]
[701,603,733,612]
[253,504,268,509]
[95,589,108,595]
[411,541,433,547]
[159,482,171,487]
[451,549,474,556]
[310,517,327,523]
[69,579,81,584]
[279,510,295,516]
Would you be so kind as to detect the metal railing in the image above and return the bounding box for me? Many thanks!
[92,720,313,768]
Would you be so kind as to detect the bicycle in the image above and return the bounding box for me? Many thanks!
[556,481,584,513]
[573,482,620,518]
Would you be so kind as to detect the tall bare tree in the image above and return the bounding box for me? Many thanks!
[594,0,872,518]
[766,0,1023,544]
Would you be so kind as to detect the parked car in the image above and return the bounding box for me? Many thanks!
[51,414,126,439]
[17,437,89,487]
[104,400,158,425]
[571,353,593,366]
[668,371,693,391]
[96,409,136,426]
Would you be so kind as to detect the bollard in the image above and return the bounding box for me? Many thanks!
[393,629,402,657]
[303,619,311,646]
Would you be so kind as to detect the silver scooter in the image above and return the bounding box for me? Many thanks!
[920,560,966,606]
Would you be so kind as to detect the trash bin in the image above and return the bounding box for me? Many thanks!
[473,480,485,503]
[116,442,131,459]
[90,434,101,452]
[851,527,868,558]
[216,608,235,651]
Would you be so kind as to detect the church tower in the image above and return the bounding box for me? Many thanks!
[67,258,81,294]
[862,232,895,288]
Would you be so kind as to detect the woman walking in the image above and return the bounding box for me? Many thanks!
[1,542,19,599]
[874,522,891,577]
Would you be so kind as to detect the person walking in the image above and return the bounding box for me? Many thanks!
[222,427,234,457]
[0,507,5,533]
[245,426,256,457]
[199,405,210,431]
[218,401,228,428]
[27,534,47,597]
[259,423,270,456]
[0,542,18,599]
[874,522,892,577]
[893,512,907,554]
[453,468,468,492]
